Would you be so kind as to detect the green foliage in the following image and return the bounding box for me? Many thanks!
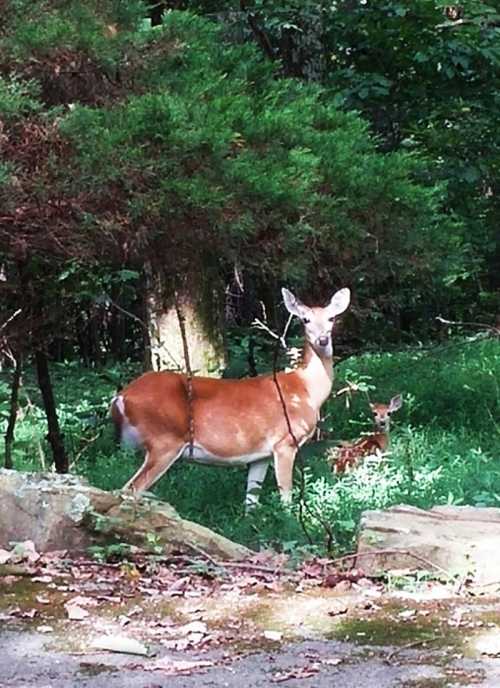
[1,0,145,66]
[1,0,486,344]
[54,9,464,314]
[88,541,134,563]
[221,0,500,319]
[0,75,42,120]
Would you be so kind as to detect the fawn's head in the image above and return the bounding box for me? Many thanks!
[282,287,350,359]
[369,394,403,433]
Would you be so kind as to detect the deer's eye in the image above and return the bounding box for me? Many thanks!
[302,318,310,325]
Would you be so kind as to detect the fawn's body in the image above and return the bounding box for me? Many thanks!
[332,395,402,474]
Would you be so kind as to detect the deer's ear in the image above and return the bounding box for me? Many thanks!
[327,287,350,318]
[389,394,403,412]
[282,288,308,318]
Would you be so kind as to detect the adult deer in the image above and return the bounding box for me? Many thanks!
[111,287,350,509]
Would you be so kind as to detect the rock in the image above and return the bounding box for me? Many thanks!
[473,631,500,657]
[356,504,500,585]
[0,468,250,560]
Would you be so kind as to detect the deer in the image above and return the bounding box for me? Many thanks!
[332,394,403,474]
[111,287,351,510]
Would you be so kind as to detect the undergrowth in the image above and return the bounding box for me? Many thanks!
[1,336,499,554]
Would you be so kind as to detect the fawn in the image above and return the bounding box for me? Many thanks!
[332,394,403,474]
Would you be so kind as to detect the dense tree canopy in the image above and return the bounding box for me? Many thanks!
[1,0,486,356]
[211,0,500,317]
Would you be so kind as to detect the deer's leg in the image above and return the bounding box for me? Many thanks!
[245,459,270,512]
[272,440,297,505]
[124,442,184,494]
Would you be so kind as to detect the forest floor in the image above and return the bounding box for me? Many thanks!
[2,547,500,687]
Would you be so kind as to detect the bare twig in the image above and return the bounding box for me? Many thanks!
[183,542,222,569]
[218,561,293,575]
[174,294,194,460]
[0,308,22,333]
[269,321,315,546]
[435,18,471,29]
[4,351,22,469]
[252,314,293,349]
[485,406,500,437]
[470,579,500,589]
[386,636,443,663]
[333,548,453,580]
[334,382,360,398]
[436,315,500,335]
[22,391,47,469]
[240,0,276,61]
[106,297,148,331]
[69,426,106,470]
[153,553,292,576]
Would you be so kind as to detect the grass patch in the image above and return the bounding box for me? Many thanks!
[1,337,499,553]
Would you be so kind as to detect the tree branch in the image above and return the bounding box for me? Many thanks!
[240,0,276,62]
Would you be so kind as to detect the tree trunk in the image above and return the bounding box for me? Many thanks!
[145,269,225,376]
[35,349,68,473]
[4,353,22,469]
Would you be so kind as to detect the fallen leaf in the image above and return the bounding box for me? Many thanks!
[67,594,97,607]
[178,620,208,636]
[64,602,89,620]
[166,576,190,597]
[9,540,40,564]
[323,574,341,588]
[32,575,53,584]
[38,625,54,634]
[0,549,11,564]
[91,635,152,656]
[322,657,343,666]
[271,666,319,682]
[263,630,283,642]
[327,603,348,617]
[333,580,352,594]
[144,657,214,674]
[35,595,50,605]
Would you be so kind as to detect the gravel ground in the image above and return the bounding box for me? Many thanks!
[3,625,500,688]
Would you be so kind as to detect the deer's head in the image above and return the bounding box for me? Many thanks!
[369,394,403,433]
[282,287,350,359]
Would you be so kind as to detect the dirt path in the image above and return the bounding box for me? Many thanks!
[2,624,500,688]
[2,551,500,687]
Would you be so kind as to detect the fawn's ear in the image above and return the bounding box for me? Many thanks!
[282,288,309,318]
[389,394,403,413]
[327,288,351,318]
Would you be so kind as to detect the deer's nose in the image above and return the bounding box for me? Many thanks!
[318,336,329,347]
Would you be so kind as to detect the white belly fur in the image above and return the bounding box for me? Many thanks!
[181,443,271,467]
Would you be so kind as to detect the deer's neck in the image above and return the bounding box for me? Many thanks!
[297,341,334,410]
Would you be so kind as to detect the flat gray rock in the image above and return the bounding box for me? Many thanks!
[357,504,500,584]
[0,468,250,560]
